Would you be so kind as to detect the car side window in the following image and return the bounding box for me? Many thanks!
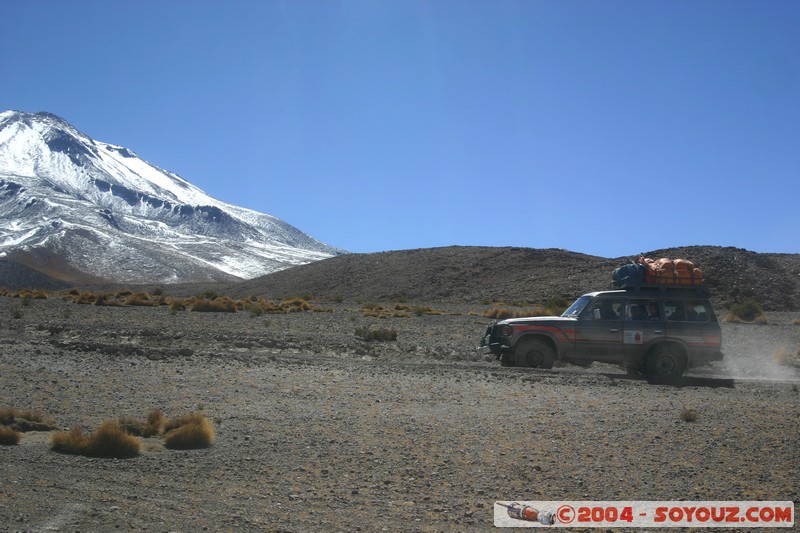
[665,301,683,321]
[626,299,648,321]
[588,298,625,321]
[665,300,710,322]
[688,301,710,322]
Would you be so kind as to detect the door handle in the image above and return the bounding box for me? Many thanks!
[654,330,663,334]
[609,329,619,333]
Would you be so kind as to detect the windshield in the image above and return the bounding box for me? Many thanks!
[562,295,591,318]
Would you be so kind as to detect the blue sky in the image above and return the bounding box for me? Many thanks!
[2,0,798,257]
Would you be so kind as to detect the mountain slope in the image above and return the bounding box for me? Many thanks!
[218,245,800,311]
[0,111,342,283]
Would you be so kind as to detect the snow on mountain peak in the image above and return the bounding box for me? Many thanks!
[0,110,344,283]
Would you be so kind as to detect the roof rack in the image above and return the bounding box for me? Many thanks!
[620,284,709,298]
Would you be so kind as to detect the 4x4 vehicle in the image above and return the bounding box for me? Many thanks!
[480,285,723,378]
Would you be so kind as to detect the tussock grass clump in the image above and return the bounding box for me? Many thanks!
[51,427,89,454]
[361,303,392,318]
[355,326,398,342]
[94,292,124,307]
[188,296,237,313]
[52,422,142,458]
[482,306,552,320]
[772,347,800,368]
[412,306,445,316]
[725,300,767,324]
[125,292,155,306]
[792,318,800,326]
[0,407,56,431]
[239,296,319,315]
[163,413,215,449]
[13,289,49,300]
[85,421,142,457]
[361,302,435,318]
[680,408,699,422]
[0,426,22,445]
[282,297,313,312]
[118,409,165,437]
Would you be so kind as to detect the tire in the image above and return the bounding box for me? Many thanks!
[645,344,686,379]
[514,338,555,369]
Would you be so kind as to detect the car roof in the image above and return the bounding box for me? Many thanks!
[585,287,711,299]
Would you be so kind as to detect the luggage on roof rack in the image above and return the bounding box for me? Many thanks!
[612,256,704,289]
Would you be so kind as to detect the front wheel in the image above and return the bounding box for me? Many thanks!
[645,345,686,379]
[514,339,555,369]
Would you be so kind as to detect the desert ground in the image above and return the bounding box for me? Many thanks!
[1,294,798,532]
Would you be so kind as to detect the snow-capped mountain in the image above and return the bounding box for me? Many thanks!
[0,110,343,284]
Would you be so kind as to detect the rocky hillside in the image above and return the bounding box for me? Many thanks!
[3,245,798,311]
[219,245,800,311]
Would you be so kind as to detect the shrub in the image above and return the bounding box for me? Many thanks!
[412,306,444,316]
[792,318,800,326]
[118,415,144,436]
[51,427,90,455]
[52,422,141,458]
[125,292,154,306]
[0,407,55,431]
[10,305,22,319]
[144,409,165,437]
[282,297,312,312]
[361,304,391,318]
[94,292,124,307]
[482,306,551,320]
[355,326,398,342]
[680,408,699,422]
[85,421,142,458]
[0,426,21,445]
[772,347,800,368]
[167,297,187,311]
[725,300,766,323]
[118,410,163,437]
[188,297,237,313]
[163,414,215,449]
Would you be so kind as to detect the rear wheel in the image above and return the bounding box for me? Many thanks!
[514,338,555,369]
[645,344,686,379]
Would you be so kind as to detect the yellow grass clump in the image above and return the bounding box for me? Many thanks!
[188,297,237,313]
[163,413,215,449]
[51,421,142,458]
[0,407,56,431]
[482,306,552,320]
[118,409,165,437]
[680,408,699,422]
[0,426,22,445]
[772,347,800,368]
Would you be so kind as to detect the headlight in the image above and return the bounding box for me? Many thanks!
[500,325,514,337]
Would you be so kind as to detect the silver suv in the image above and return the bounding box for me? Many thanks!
[480,286,724,379]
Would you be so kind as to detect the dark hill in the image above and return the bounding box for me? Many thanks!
[0,259,70,291]
[220,245,800,311]
[4,245,798,311]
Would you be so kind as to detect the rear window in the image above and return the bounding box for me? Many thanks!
[664,300,711,322]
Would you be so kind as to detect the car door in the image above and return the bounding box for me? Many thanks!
[663,299,720,361]
[573,296,625,362]
[622,298,665,366]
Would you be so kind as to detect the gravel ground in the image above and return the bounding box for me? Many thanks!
[1,296,798,532]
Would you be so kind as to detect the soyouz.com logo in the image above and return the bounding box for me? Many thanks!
[494,501,794,528]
